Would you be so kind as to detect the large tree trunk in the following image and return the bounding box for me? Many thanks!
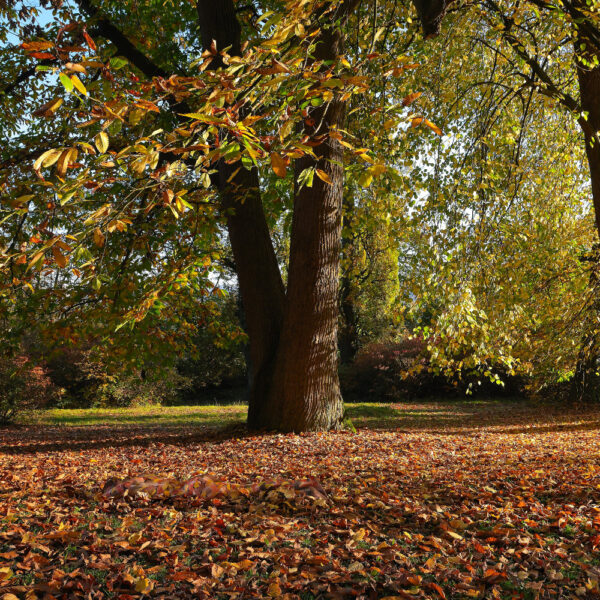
[570,8,600,400]
[196,0,285,421]
[250,14,354,432]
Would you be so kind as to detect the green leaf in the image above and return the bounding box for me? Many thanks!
[59,72,74,92]
[110,56,128,70]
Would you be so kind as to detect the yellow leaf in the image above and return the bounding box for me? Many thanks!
[70,74,88,96]
[65,62,87,74]
[267,582,282,597]
[315,169,332,184]
[32,97,63,118]
[358,171,373,188]
[134,576,154,594]
[10,194,35,207]
[0,567,13,581]
[270,152,287,178]
[370,163,386,176]
[34,149,62,171]
[95,132,109,154]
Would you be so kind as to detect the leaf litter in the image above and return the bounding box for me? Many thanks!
[1,402,600,598]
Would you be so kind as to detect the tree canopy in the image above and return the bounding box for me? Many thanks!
[1,0,599,428]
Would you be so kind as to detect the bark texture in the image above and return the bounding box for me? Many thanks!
[571,6,600,400]
[251,14,353,432]
[196,0,286,423]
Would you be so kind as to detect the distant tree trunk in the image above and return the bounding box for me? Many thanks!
[339,197,359,364]
[339,275,359,364]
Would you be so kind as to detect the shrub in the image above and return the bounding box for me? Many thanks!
[340,336,527,402]
[0,356,59,423]
[94,370,189,408]
[340,337,442,401]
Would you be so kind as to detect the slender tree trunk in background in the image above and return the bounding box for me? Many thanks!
[339,274,359,364]
[196,0,285,423]
[339,197,359,364]
[578,93,600,233]
[570,10,600,401]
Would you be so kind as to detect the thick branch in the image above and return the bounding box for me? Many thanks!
[76,0,169,78]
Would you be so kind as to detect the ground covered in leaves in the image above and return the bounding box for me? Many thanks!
[2,400,600,599]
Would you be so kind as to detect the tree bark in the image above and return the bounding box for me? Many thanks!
[196,0,286,422]
[250,13,353,432]
[570,7,600,400]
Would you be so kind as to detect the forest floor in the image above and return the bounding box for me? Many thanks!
[1,399,600,599]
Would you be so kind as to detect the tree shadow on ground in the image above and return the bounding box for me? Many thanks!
[2,400,600,456]
[0,422,249,455]
[346,399,600,435]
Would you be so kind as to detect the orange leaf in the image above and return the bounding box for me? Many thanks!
[56,148,77,178]
[30,52,55,59]
[270,152,287,178]
[402,92,422,106]
[52,245,68,268]
[83,29,97,52]
[411,117,443,136]
[93,228,105,248]
[423,119,443,135]
[315,169,332,184]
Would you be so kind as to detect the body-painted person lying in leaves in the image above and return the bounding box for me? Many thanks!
[102,474,327,502]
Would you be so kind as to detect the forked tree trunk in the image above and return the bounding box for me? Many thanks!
[195,0,448,430]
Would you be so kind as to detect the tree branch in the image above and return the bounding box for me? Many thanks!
[1,58,56,96]
[75,0,169,78]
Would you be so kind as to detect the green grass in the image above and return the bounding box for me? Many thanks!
[21,401,459,429]
[18,397,599,434]
[23,404,247,428]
